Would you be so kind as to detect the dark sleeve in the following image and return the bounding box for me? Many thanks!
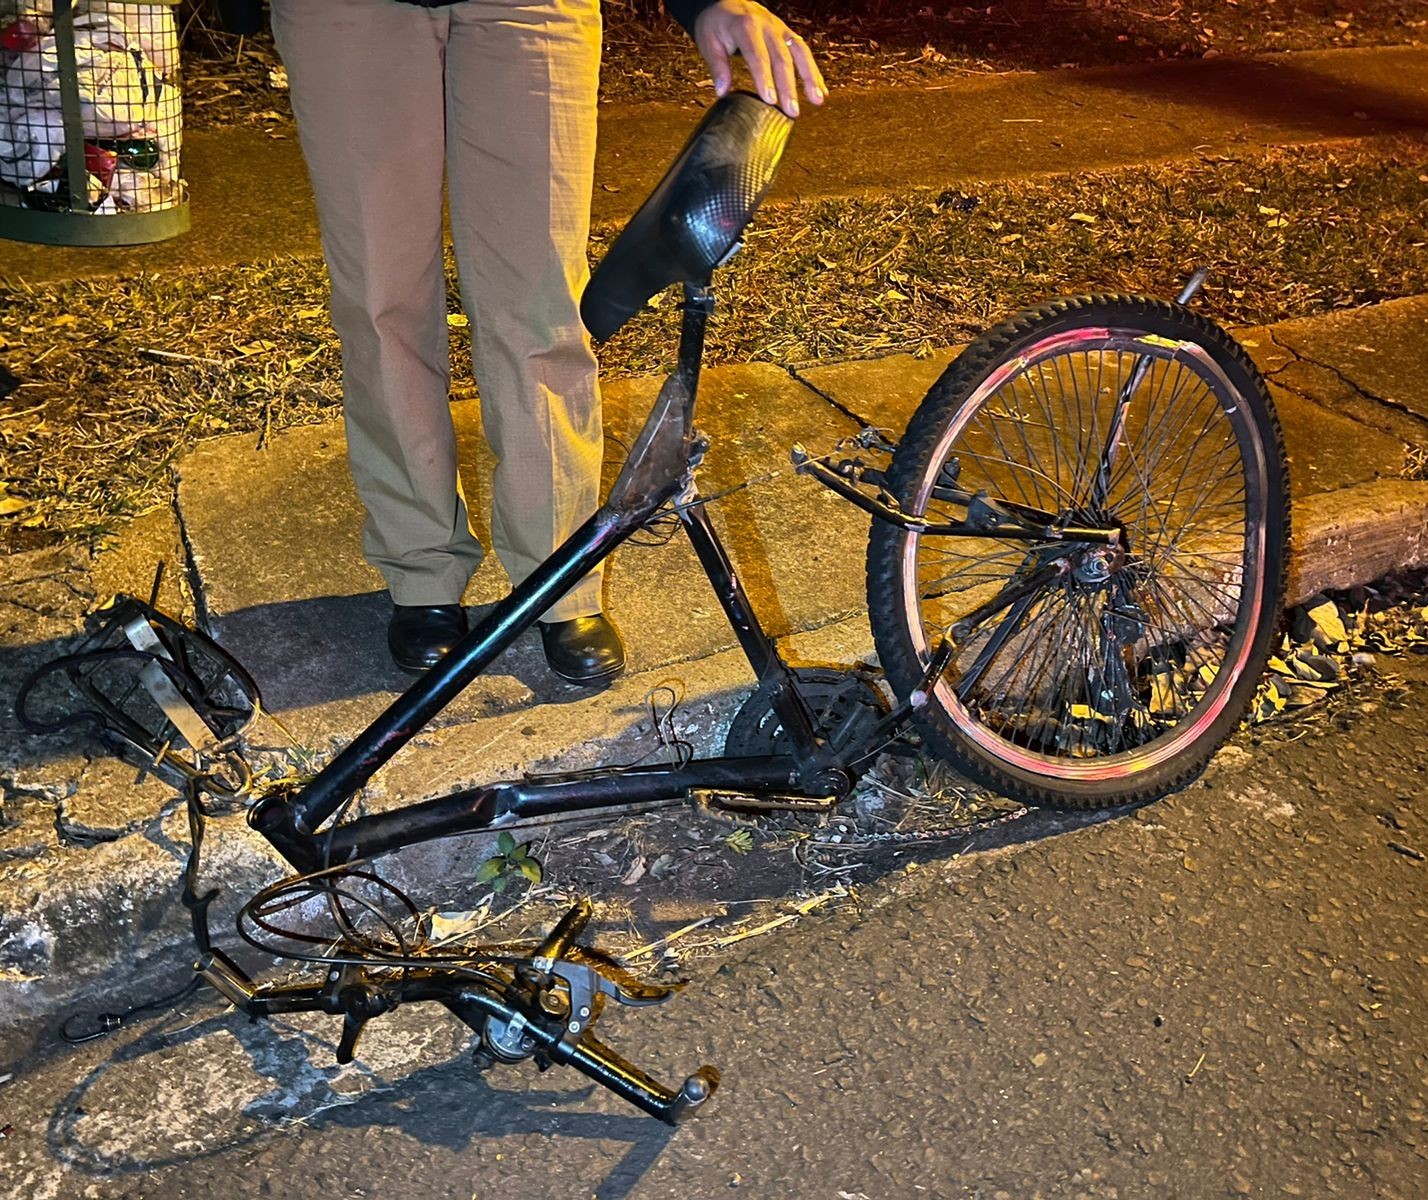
[216,0,264,36]
[664,0,721,38]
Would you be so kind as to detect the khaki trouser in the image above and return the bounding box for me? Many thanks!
[271,0,605,621]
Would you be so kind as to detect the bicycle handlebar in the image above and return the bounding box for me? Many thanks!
[551,1029,720,1125]
[444,983,717,1125]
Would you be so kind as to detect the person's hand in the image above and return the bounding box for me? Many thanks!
[692,0,827,119]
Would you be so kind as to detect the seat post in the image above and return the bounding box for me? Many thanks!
[675,280,715,402]
[602,279,716,516]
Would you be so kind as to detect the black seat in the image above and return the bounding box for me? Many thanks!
[581,92,793,342]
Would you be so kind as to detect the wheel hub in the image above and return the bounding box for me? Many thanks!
[1071,542,1126,586]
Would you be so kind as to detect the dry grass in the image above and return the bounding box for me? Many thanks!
[603,134,1428,366]
[1,136,1425,551]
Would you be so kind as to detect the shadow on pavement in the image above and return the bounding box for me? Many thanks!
[1076,53,1428,136]
[46,1003,673,1198]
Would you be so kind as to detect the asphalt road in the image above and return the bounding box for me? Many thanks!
[1,652,1425,1198]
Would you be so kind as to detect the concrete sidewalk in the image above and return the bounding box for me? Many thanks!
[2,292,1426,1028]
[3,43,1428,1027]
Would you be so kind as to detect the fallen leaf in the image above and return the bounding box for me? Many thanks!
[1306,600,1348,645]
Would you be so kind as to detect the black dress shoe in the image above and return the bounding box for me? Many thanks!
[388,603,467,672]
[538,613,625,685]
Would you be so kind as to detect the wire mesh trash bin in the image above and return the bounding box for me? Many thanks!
[0,0,187,245]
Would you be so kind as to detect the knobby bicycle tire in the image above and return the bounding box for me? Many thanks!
[866,294,1289,808]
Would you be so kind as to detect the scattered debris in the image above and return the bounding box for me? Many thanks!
[1252,582,1428,723]
[709,891,842,949]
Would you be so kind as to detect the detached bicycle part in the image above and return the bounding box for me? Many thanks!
[15,595,259,796]
[197,893,719,1125]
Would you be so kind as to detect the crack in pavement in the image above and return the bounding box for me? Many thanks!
[170,476,214,637]
[1262,329,1428,448]
[783,363,874,431]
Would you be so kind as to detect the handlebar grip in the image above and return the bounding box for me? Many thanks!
[555,1032,720,1125]
[665,1066,721,1124]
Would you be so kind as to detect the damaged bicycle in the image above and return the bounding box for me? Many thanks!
[19,92,1289,1124]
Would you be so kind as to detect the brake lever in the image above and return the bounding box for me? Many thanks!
[547,958,674,1046]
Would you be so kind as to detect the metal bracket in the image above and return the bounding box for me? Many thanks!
[121,612,219,755]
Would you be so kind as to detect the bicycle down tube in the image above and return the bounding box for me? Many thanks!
[249,284,837,873]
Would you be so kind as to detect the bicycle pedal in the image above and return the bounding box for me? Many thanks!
[693,789,837,817]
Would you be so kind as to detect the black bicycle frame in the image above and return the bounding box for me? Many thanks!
[247,281,1117,877]
[249,283,845,874]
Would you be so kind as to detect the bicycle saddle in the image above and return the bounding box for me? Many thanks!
[581,92,793,341]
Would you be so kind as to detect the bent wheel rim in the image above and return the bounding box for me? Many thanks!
[899,326,1271,783]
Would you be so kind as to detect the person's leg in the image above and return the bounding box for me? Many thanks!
[443,0,605,626]
[271,0,483,614]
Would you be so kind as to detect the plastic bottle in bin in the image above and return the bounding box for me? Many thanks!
[22,168,104,212]
[0,16,43,53]
[92,138,161,172]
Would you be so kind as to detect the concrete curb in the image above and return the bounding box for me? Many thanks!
[1289,480,1428,604]
[8,278,1428,1022]
[0,611,874,1028]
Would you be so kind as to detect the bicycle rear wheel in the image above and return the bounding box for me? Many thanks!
[866,295,1288,808]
